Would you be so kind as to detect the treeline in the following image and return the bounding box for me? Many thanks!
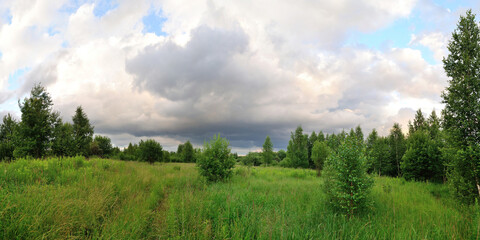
[0,84,95,160]
[116,139,199,163]
[250,108,443,181]
[0,84,199,164]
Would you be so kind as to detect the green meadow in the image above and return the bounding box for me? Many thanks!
[1,157,478,239]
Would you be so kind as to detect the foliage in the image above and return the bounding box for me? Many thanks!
[323,135,373,217]
[276,149,286,162]
[307,131,317,168]
[92,135,113,158]
[197,134,235,182]
[242,152,262,166]
[15,83,59,158]
[0,114,17,161]
[401,130,443,182]
[286,126,309,168]
[448,145,480,203]
[72,106,94,157]
[262,135,274,166]
[51,122,76,157]
[311,140,329,175]
[183,141,195,163]
[442,9,480,203]
[388,123,405,177]
[366,129,391,176]
[138,139,163,164]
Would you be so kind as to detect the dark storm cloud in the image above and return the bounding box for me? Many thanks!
[127,26,251,101]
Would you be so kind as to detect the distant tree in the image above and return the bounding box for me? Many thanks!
[276,149,287,162]
[72,106,94,157]
[286,126,309,168]
[177,143,184,157]
[182,140,195,163]
[197,134,235,182]
[413,109,427,132]
[92,135,112,158]
[122,143,139,160]
[427,110,441,140]
[354,125,364,145]
[163,150,171,162]
[90,141,101,157]
[317,131,325,142]
[0,114,18,161]
[442,10,480,203]
[368,137,390,176]
[408,120,415,136]
[307,131,318,168]
[243,152,262,166]
[388,123,406,177]
[262,135,274,166]
[401,130,443,182]
[138,139,163,164]
[323,135,373,217]
[326,133,341,152]
[51,121,75,157]
[15,84,60,158]
[312,140,330,176]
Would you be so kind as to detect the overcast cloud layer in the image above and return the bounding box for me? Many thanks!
[0,0,479,153]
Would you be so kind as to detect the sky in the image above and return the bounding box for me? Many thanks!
[0,0,479,154]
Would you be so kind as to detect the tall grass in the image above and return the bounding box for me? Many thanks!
[0,157,201,239]
[1,159,478,239]
[159,166,479,239]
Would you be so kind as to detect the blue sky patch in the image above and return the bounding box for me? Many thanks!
[8,67,31,91]
[142,8,167,36]
[1,8,12,25]
[93,0,119,17]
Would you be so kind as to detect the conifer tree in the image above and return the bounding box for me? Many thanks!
[72,106,94,157]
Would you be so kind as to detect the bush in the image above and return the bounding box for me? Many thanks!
[323,136,373,217]
[279,157,292,168]
[138,139,163,164]
[197,134,235,182]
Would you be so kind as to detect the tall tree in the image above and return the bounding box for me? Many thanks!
[52,121,75,157]
[182,140,195,163]
[317,131,325,142]
[355,125,364,145]
[286,126,309,168]
[427,110,441,140]
[0,114,18,161]
[413,109,427,132]
[262,135,274,166]
[312,140,329,176]
[307,131,318,168]
[401,130,443,182]
[72,106,94,157]
[442,10,480,202]
[388,123,406,177]
[15,83,58,158]
[138,139,163,164]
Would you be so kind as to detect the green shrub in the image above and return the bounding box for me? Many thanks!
[323,136,373,217]
[197,134,235,182]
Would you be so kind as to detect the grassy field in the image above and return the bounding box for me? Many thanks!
[0,157,479,239]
